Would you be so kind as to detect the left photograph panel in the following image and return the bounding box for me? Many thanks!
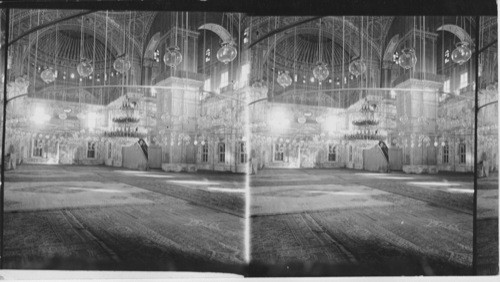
[0,9,247,273]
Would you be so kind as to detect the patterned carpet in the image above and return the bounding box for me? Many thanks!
[250,168,475,276]
[477,173,499,275]
[3,165,245,273]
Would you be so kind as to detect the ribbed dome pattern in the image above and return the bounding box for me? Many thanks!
[272,33,351,70]
[33,30,116,65]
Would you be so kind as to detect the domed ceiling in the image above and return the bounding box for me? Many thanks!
[29,30,117,70]
[270,33,351,71]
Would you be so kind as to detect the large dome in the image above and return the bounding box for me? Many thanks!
[272,33,351,70]
[29,30,117,70]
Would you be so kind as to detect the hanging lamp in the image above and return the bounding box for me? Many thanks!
[115,13,133,73]
[312,18,329,81]
[217,14,237,64]
[349,18,367,77]
[451,41,472,65]
[217,42,237,64]
[77,16,94,77]
[114,55,132,74]
[398,17,417,69]
[164,12,183,68]
[41,17,57,83]
[277,70,292,88]
[348,57,367,77]
[41,67,57,83]
[77,58,93,78]
[398,48,417,69]
[164,46,183,67]
[451,17,473,65]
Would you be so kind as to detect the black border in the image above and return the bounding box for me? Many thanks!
[0,0,497,15]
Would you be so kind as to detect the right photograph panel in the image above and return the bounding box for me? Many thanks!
[476,16,498,275]
[247,15,497,276]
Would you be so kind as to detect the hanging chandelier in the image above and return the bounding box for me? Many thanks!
[76,15,94,78]
[40,15,59,84]
[217,42,237,64]
[277,70,292,88]
[114,55,132,74]
[164,46,183,67]
[312,18,329,82]
[345,99,381,141]
[313,62,329,82]
[198,21,238,64]
[40,67,57,83]
[451,42,472,65]
[77,58,94,77]
[348,57,367,77]
[398,48,417,69]
[163,12,183,68]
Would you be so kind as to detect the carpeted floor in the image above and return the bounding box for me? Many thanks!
[3,164,246,273]
[250,168,476,276]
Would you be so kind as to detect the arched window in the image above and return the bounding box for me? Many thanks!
[202,143,209,162]
[459,143,466,164]
[205,48,211,62]
[240,142,247,163]
[87,141,96,159]
[444,49,450,64]
[218,142,225,163]
[274,144,284,161]
[328,145,337,162]
[443,145,449,164]
[33,139,43,157]
[154,49,160,62]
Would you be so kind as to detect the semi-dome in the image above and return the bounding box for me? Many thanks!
[269,32,352,71]
[29,30,117,70]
